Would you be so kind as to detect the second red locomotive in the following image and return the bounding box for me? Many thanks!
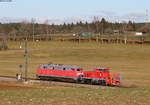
[36,63,121,86]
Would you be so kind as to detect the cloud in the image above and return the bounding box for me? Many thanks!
[0,17,26,23]
[37,18,65,25]
[0,12,148,24]
[98,10,117,16]
[121,13,147,22]
[38,17,83,25]
[89,11,148,23]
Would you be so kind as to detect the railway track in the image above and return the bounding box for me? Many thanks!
[0,75,127,89]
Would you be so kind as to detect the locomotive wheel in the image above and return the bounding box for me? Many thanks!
[76,75,84,83]
[36,75,40,80]
[84,79,92,84]
[99,80,106,86]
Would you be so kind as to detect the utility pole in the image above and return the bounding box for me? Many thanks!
[32,18,35,42]
[146,9,149,22]
[0,34,8,50]
[24,39,28,81]
[141,9,149,43]
[45,19,49,41]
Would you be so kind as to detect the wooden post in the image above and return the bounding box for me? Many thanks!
[24,39,28,81]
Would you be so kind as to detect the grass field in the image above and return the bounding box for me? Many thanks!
[0,86,150,105]
[1,41,150,87]
[0,41,150,105]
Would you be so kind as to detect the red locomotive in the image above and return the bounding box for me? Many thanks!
[36,63,121,86]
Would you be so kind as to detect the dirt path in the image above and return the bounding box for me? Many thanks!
[0,82,36,90]
[0,76,132,89]
[0,77,17,82]
[0,77,40,90]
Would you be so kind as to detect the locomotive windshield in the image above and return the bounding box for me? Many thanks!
[96,67,109,72]
[112,77,120,80]
[100,69,107,72]
[77,69,81,71]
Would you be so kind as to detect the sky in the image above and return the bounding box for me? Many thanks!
[0,0,150,24]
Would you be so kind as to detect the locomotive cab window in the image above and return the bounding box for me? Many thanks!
[103,69,106,72]
[71,68,75,71]
[77,69,81,71]
[43,66,48,69]
[112,77,120,80]
[99,69,103,72]
[47,66,54,69]
[99,69,107,72]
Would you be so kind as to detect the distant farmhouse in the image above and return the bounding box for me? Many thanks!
[137,24,150,35]
[135,32,143,36]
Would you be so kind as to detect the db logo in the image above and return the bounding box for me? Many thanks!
[77,73,83,76]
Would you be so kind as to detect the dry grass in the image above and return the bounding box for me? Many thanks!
[0,41,150,105]
[0,87,150,105]
[0,81,66,91]
[1,41,150,87]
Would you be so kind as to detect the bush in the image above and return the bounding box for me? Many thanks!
[0,44,8,51]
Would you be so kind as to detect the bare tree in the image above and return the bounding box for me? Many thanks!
[0,33,8,50]
[44,19,50,40]
[31,18,36,42]
[93,16,101,42]
[19,20,30,38]
[9,28,17,40]
[93,16,100,33]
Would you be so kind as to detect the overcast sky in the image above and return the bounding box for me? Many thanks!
[0,0,150,24]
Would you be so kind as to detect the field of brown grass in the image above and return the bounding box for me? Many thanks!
[0,83,149,105]
[0,41,150,105]
[0,41,150,87]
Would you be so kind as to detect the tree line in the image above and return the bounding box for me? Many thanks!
[0,18,150,37]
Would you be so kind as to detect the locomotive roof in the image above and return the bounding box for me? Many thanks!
[96,67,105,69]
[40,64,81,69]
